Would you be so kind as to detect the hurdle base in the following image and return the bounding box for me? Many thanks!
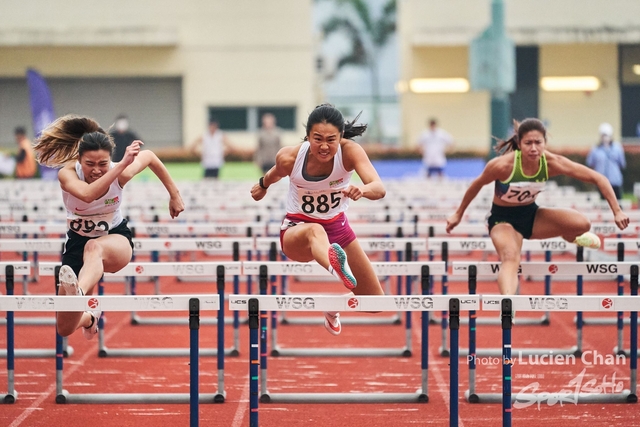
[575,316,639,326]
[0,347,74,358]
[0,317,56,326]
[3,391,17,404]
[56,390,225,404]
[280,314,402,326]
[98,346,239,358]
[465,389,633,404]
[271,346,411,358]
[613,346,640,358]
[260,390,428,404]
[442,346,580,358]
[130,314,235,326]
[430,314,549,326]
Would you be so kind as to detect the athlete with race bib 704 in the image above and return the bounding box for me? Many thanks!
[33,115,184,340]
[250,104,386,336]
[446,118,629,296]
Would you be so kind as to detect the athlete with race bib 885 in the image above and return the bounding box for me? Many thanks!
[251,104,386,336]
[446,118,629,296]
[33,115,184,340]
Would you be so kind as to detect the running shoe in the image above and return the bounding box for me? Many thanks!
[324,312,341,336]
[328,243,357,290]
[58,265,83,296]
[573,232,601,249]
[82,310,101,340]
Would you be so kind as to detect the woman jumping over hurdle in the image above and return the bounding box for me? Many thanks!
[250,104,386,335]
[33,115,185,339]
[446,118,629,297]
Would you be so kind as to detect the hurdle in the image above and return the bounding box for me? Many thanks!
[599,238,640,357]
[433,238,578,355]
[253,236,428,326]
[39,262,239,362]
[243,261,445,357]
[0,294,219,425]
[473,294,637,413]
[452,262,636,357]
[230,293,479,409]
[0,261,74,360]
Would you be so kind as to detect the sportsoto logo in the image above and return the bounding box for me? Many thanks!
[548,264,558,274]
[601,298,614,309]
[135,265,145,274]
[347,298,359,309]
[88,298,99,309]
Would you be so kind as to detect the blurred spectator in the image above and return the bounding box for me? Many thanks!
[417,118,454,178]
[190,118,232,179]
[109,114,140,162]
[255,113,282,174]
[14,126,37,178]
[586,122,626,200]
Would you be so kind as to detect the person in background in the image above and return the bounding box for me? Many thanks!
[14,126,37,178]
[417,117,454,178]
[251,104,386,336]
[586,122,626,200]
[255,113,282,174]
[109,114,140,162]
[190,118,232,179]
[446,118,629,300]
[33,114,184,340]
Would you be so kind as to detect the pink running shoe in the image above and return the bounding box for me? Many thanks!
[82,310,101,340]
[324,312,341,336]
[328,243,357,290]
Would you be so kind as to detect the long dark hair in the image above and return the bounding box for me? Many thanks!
[34,115,114,166]
[303,104,367,141]
[494,118,547,155]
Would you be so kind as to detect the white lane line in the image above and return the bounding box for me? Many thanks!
[230,379,250,427]
[10,314,129,427]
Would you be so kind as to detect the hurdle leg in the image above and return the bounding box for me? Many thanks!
[249,299,260,427]
[449,298,459,427]
[502,300,513,427]
[189,299,200,427]
[215,266,226,402]
[465,266,478,402]
[3,266,17,404]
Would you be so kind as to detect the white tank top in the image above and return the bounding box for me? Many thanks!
[62,161,124,237]
[285,141,352,220]
[201,130,224,168]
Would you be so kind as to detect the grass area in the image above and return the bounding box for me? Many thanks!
[133,162,263,182]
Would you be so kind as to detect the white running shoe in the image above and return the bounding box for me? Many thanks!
[58,265,83,296]
[327,243,357,290]
[573,232,601,249]
[82,311,100,340]
[324,312,341,336]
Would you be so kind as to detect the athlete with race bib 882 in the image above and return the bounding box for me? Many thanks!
[250,104,386,336]
[33,115,184,340]
[446,118,629,296]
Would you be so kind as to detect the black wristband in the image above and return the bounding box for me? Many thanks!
[259,177,268,190]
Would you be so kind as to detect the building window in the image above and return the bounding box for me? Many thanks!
[209,106,297,131]
[209,107,248,131]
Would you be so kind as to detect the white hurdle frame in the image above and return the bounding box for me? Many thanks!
[39,262,240,363]
[0,294,219,420]
[243,261,446,358]
[452,262,640,405]
[431,237,578,356]
[473,295,638,408]
[254,236,428,326]
[229,293,480,405]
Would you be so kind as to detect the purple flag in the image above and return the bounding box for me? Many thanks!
[26,68,58,180]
